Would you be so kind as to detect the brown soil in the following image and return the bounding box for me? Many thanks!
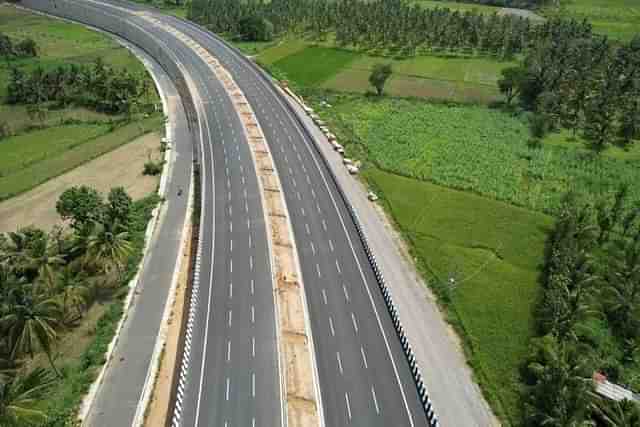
[144,225,192,427]
[26,302,108,373]
[0,132,162,232]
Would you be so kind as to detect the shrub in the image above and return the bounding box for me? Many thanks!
[0,121,11,140]
[529,113,549,138]
[143,160,164,176]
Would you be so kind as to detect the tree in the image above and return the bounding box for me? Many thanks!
[106,187,132,227]
[369,63,392,96]
[597,199,613,244]
[0,368,54,426]
[22,230,65,290]
[0,33,12,58]
[590,397,640,427]
[2,227,47,279]
[238,15,274,42]
[54,266,90,325]
[618,93,640,146]
[25,103,46,127]
[86,221,132,278]
[524,336,594,427]
[0,283,63,377]
[15,39,37,58]
[56,186,104,230]
[5,67,26,104]
[529,113,550,139]
[498,66,525,105]
[603,241,640,340]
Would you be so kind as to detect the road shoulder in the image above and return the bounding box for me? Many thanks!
[281,89,500,427]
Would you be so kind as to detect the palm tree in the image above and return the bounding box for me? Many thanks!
[590,397,640,427]
[54,266,90,325]
[604,242,640,340]
[2,230,32,271]
[86,220,132,280]
[24,231,65,291]
[526,336,594,427]
[0,368,54,426]
[0,283,63,377]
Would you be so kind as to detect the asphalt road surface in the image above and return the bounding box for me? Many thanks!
[23,1,436,426]
[22,1,282,426]
[156,14,430,427]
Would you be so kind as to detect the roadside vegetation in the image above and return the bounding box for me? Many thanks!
[309,93,640,215]
[65,0,639,424]
[0,186,159,426]
[497,24,640,151]
[0,6,166,426]
[0,5,161,198]
[524,189,640,426]
[366,169,553,422]
[542,0,640,41]
[0,116,163,201]
[131,0,188,17]
[182,0,640,424]
[309,90,640,423]
[190,0,557,104]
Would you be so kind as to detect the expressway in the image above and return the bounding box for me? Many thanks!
[21,1,283,425]
[23,1,431,426]
[160,19,430,426]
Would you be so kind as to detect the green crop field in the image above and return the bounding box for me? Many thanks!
[544,0,640,41]
[0,5,158,128]
[272,46,360,86]
[412,0,503,13]
[258,42,509,103]
[366,168,552,424]
[0,5,150,84]
[0,5,161,199]
[312,94,640,214]
[0,115,162,201]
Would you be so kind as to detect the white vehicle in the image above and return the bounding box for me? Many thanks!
[346,164,359,174]
[367,191,379,201]
[343,158,353,165]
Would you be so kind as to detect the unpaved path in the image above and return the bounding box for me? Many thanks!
[0,132,162,232]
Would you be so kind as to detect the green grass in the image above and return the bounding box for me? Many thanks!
[231,40,279,56]
[412,0,504,13]
[0,5,162,200]
[325,54,509,102]
[36,193,160,426]
[0,104,115,135]
[543,0,640,41]
[0,115,163,201]
[254,38,308,64]
[0,4,158,103]
[258,41,510,103]
[312,93,640,214]
[366,168,553,425]
[271,46,359,86]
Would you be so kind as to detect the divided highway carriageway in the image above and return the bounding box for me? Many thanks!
[23,1,436,426]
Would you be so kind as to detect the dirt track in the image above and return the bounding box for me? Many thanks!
[0,132,162,232]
